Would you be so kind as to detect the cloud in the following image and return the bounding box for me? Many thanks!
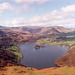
[0,14,2,19]
[5,18,27,27]
[14,0,49,12]
[16,3,34,13]
[5,4,75,28]
[62,4,75,13]
[0,2,13,13]
[0,2,13,19]
[14,0,49,4]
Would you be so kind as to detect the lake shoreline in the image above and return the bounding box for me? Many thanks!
[19,43,68,69]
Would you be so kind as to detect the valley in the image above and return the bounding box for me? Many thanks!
[0,26,75,75]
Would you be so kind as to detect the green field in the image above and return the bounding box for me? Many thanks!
[37,35,75,46]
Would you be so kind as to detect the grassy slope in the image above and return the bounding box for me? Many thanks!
[69,45,75,50]
[39,66,75,75]
[0,66,75,75]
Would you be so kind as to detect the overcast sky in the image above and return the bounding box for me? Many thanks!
[0,0,75,28]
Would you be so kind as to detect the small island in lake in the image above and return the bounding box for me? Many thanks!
[35,45,46,49]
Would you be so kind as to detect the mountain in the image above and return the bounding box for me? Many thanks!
[50,26,70,33]
[39,27,60,34]
[0,26,73,35]
[18,26,43,33]
[18,26,71,34]
[14,26,70,34]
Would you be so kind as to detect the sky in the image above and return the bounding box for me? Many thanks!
[0,0,75,28]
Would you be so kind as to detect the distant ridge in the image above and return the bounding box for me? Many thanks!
[0,26,74,34]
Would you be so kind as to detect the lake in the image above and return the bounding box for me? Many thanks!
[19,43,68,69]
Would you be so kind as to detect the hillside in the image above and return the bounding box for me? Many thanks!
[0,30,40,67]
[55,44,75,67]
[0,66,75,75]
